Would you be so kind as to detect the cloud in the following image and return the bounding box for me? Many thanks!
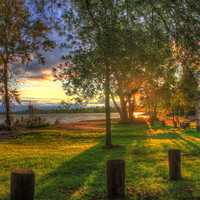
[18,68,54,84]
[15,30,69,81]
[13,31,70,103]
[18,76,68,103]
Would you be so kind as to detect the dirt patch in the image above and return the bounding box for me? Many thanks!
[0,130,23,139]
[56,119,106,132]
[0,119,107,139]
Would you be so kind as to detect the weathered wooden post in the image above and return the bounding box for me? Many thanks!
[107,159,125,199]
[168,149,181,180]
[11,169,35,200]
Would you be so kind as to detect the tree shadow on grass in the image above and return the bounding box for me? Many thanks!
[184,129,200,138]
[127,126,200,199]
[36,141,127,200]
[167,180,197,200]
[132,126,200,200]
[112,123,180,141]
[176,134,200,155]
[124,127,171,199]
[147,132,180,140]
[3,124,196,200]
[165,133,200,199]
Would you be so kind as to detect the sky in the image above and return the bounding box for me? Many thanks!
[17,2,78,104]
[8,2,67,105]
[18,34,69,104]
[18,68,68,104]
[12,2,77,105]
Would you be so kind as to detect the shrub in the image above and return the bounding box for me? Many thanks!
[13,116,49,129]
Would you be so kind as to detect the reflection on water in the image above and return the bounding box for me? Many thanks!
[0,113,120,124]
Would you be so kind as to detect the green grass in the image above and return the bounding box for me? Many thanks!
[1,123,200,199]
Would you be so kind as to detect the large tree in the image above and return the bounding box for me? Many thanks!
[54,0,123,147]
[54,0,171,121]
[54,0,200,130]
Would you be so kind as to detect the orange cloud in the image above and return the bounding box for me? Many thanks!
[18,69,54,84]
[18,69,69,103]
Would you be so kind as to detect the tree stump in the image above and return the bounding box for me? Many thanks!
[11,169,35,200]
[168,149,181,180]
[107,159,125,199]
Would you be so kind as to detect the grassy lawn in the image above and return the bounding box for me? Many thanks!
[1,122,200,199]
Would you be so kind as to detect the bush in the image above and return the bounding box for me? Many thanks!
[0,123,7,131]
[13,116,49,129]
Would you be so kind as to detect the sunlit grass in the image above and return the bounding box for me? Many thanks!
[1,123,200,199]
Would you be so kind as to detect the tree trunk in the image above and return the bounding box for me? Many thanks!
[3,61,11,130]
[105,64,112,148]
[172,112,177,128]
[149,104,158,125]
[110,91,122,116]
[196,96,200,132]
[128,95,135,121]
[119,95,129,123]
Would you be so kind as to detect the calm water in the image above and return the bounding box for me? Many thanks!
[0,113,120,124]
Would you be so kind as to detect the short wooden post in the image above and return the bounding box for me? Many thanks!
[107,159,125,199]
[168,149,181,180]
[11,169,35,200]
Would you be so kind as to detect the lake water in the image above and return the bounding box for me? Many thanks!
[0,113,120,124]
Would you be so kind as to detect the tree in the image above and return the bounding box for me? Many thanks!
[59,0,138,147]
[146,0,200,130]
[0,0,54,129]
[54,0,200,130]
[54,0,118,147]
[108,0,171,122]
[54,0,171,122]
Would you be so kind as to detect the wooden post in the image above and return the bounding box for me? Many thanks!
[168,149,181,180]
[11,169,35,200]
[107,160,125,199]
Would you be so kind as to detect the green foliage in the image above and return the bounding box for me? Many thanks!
[179,67,198,110]
[54,0,174,122]
[0,0,54,62]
